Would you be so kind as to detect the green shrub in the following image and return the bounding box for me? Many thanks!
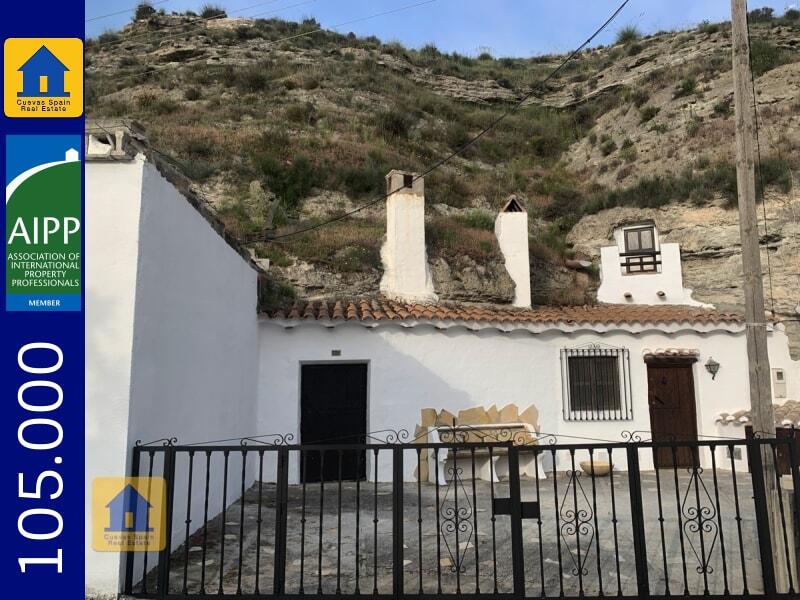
[600,138,617,156]
[749,39,792,76]
[200,4,226,18]
[285,102,317,125]
[697,20,721,34]
[301,76,320,90]
[336,155,386,198]
[233,66,269,92]
[673,76,697,98]
[477,51,494,60]
[456,210,495,231]
[97,30,120,44]
[757,155,792,195]
[615,25,641,44]
[639,105,659,123]
[712,98,732,117]
[133,1,156,20]
[375,109,414,139]
[258,275,296,312]
[626,42,644,56]
[254,244,293,267]
[184,86,201,100]
[256,155,318,211]
[426,218,500,262]
[624,87,649,107]
[686,116,702,137]
[619,139,637,162]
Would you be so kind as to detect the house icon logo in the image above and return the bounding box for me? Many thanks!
[3,38,83,118]
[104,484,154,532]
[93,477,166,552]
[16,46,70,98]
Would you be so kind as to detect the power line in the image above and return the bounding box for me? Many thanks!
[86,0,170,23]
[88,0,436,85]
[265,0,632,242]
[744,9,777,317]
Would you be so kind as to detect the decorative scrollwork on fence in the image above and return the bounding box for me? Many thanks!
[559,469,595,577]
[240,433,295,446]
[135,437,177,447]
[681,467,719,574]
[439,464,474,574]
[366,428,410,444]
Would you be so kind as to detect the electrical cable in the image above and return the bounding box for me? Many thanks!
[265,0,632,242]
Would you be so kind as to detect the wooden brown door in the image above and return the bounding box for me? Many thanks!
[647,361,698,468]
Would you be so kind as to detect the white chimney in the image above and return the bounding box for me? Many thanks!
[495,197,531,308]
[380,170,437,303]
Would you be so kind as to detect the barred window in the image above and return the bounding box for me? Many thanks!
[561,345,632,421]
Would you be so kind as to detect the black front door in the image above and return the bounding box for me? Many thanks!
[300,363,367,482]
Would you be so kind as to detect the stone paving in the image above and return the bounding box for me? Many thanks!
[138,469,775,597]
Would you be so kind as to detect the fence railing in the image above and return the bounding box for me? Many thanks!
[123,433,800,599]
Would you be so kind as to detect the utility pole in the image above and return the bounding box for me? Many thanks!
[730,0,786,589]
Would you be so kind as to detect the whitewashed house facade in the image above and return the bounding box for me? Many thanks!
[84,123,800,596]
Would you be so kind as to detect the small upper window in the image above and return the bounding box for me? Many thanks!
[625,226,655,253]
[621,225,660,273]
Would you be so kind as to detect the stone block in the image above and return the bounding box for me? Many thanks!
[519,404,540,431]
[499,404,519,423]
[457,406,489,425]
[420,408,437,427]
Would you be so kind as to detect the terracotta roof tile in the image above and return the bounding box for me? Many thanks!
[717,400,800,428]
[264,297,744,328]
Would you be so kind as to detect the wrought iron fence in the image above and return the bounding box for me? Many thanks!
[123,431,800,599]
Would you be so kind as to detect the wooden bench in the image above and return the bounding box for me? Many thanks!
[427,423,545,483]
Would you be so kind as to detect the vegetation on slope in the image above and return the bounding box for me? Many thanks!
[86,5,800,302]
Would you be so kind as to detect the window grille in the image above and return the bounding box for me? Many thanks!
[560,345,632,421]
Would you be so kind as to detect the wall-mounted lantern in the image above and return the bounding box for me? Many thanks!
[705,357,720,380]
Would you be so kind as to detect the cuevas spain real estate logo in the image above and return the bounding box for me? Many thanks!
[6,136,82,311]
[3,38,83,118]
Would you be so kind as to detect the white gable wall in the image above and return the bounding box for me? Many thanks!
[85,156,145,597]
[85,158,259,597]
[256,320,800,480]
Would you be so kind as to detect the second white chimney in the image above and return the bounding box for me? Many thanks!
[495,197,531,308]
[379,170,437,303]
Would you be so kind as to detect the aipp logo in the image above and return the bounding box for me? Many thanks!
[92,477,166,552]
[4,38,83,118]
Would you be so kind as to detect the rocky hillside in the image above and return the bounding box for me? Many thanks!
[86,8,800,353]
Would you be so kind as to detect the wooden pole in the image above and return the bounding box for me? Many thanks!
[730,0,786,588]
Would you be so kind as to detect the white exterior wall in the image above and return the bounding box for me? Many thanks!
[257,320,800,480]
[598,243,708,306]
[85,158,259,597]
[86,157,145,597]
[495,211,531,307]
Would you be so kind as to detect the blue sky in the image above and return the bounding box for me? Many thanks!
[86,0,795,56]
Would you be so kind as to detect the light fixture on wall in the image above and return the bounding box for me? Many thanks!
[705,357,720,380]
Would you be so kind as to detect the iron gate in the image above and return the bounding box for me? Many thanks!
[123,432,800,599]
